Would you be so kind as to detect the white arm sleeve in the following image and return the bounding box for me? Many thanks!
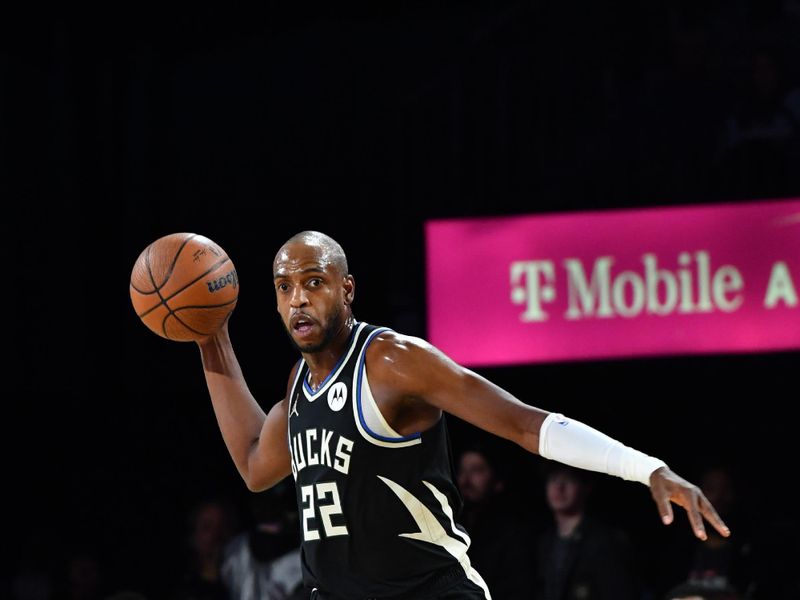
[538,412,667,486]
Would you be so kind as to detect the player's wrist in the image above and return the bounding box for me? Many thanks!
[606,443,667,486]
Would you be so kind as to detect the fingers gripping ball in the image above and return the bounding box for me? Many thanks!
[130,233,239,341]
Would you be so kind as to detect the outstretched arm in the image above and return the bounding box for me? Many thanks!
[368,331,730,541]
[537,413,729,540]
[197,323,292,492]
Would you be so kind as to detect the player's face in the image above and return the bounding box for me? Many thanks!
[273,242,352,353]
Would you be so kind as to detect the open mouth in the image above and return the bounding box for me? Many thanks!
[292,313,316,333]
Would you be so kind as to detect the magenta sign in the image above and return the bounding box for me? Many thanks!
[425,198,800,366]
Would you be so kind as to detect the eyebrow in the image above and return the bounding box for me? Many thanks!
[273,267,326,280]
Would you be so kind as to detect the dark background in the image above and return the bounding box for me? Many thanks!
[4,1,800,598]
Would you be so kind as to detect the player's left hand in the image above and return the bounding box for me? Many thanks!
[648,466,731,541]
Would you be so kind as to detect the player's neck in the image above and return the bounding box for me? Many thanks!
[303,315,355,389]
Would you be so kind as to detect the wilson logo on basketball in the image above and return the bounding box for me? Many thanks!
[192,245,222,262]
[207,269,238,293]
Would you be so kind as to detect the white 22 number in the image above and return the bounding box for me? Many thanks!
[301,481,348,541]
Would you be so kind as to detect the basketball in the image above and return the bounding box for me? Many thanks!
[130,232,239,342]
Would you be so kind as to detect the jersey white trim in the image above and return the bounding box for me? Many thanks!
[424,481,471,547]
[287,358,305,480]
[360,369,403,438]
[378,476,492,599]
[288,359,305,419]
[352,326,422,448]
[301,322,368,401]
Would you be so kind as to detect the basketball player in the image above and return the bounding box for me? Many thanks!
[196,231,730,600]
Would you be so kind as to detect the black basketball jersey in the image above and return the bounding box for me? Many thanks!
[286,321,489,598]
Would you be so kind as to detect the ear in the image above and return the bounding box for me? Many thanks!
[343,274,355,305]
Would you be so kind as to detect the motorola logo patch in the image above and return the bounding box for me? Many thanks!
[327,382,348,412]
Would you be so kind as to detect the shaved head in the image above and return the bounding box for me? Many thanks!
[272,230,355,354]
[276,230,349,276]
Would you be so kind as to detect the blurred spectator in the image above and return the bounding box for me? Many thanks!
[10,527,59,600]
[456,442,534,600]
[664,579,742,600]
[51,542,108,600]
[786,0,800,20]
[686,464,757,597]
[171,498,238,600]
[533,463,640,600]
[655,461,767,599]
[105,593,149,600]
[748,513,800,599]
[220,481,303,600]
[716,45,799,198]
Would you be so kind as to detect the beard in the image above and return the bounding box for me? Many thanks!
[281,303,344,354]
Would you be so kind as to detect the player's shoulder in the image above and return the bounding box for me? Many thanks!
[368,326,433,352]
[365,325,438,366]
